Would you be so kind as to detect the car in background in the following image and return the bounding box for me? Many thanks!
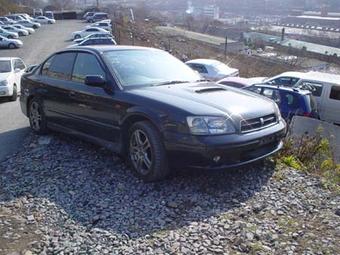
[5,15,25,22]
[0,35,23,49]
[1,25,29,36]
[73,32,113,44]
[83,12,95,20]
[20,46,286,181]
[12,24,35,34]
[87,12,108,23]
[15,13,32,20]
[0,27,19,39]
[186,59,239,81]
[34,16,56,24]
[245,84,319,121]
[72,27,109,40]
[0,17,16,25]
[44,11,54,20]
[17,19,41,29]
[33,9,43,17]
[217,77,267,89]
[68,37,117,47]
[0,57,26,101]
[87,21,112,32]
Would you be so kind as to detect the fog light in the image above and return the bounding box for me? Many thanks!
[213,156,221,162]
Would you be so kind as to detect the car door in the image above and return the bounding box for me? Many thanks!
[68,52,120,143]
[38,51,78,128]
[13,58,26,92]
[323,85,340,125]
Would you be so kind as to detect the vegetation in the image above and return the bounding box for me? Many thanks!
[0,0,20,15]
[276,128,340,192]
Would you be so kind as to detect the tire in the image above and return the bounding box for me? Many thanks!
[28,98,48,134]
[74,34,81,39]
[128,121,170,182]
[8,43,16,49]
[7,35,13,39]
[33,25,38,29]
[10,85,17,101]
[19,31,24,36]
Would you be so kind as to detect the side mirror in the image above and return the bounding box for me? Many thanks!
[84,75,106,87]
[14,68,21,73]
[25,64,37,73]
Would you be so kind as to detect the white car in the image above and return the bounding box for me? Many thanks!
[0,57,26,101]
[186,59,239,81]
[0,27,19,39]
[72,27,109,40]
[1,25,29,36]
[87,21,112,32]
[34,16,56,24]
[73,32,113,43]
[0,17,16,25]
[12,24,35,34]
[0,35,23,49]
[17,20,41,29]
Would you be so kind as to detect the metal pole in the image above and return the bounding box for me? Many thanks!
[224,36,228,59]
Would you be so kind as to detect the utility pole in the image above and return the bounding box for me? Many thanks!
[224,36,228,59]
[96,0,99,8]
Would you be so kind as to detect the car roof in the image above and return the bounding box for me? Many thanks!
[186,59,222,65]
[270,71,340,85]
[63,45,157,52]
[253,84,311,95]
[0,57,20,61]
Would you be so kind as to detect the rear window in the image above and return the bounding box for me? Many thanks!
[299,81,323,97]
[330,86,340,101]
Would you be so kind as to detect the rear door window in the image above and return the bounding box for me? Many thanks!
[42,52,76,80]
[330,86,340,101]
[72,53,106,83]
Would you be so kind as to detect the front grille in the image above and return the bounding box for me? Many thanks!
[241,114,277,133]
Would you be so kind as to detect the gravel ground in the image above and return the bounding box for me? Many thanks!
[0,132,339,255]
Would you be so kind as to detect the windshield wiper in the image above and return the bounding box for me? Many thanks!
[153,80,190,86]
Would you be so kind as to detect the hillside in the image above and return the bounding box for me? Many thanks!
[0,0,20,16]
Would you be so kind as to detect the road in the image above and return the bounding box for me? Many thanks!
[0,20,84,161]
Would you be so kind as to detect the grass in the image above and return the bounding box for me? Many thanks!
[276,128,340,193]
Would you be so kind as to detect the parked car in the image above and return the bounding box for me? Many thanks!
[186,59,239,81]
[87,21,112,32]
[20,46,286,181]
[87,12,108,23]
[0,27,19,39]
[15,13,32,20]
[0,57,26,101]
[73,32,113,44]
[0,35,23,49]
[34,16,56,24]
[0,21,3,25]
[1,25,29,36]
[217,77,267,89]
[0,17,16,25]
[33,9,43,17]
[245,84,319,121]
[265,71,340,125]
[17,20,41,29]
[83,12,95,20]
[6,15,25,22]
[69,38,117,47]
[12,24,35,34]
[72,27,109,40]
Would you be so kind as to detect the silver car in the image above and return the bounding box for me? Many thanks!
[0,27,19,39]
[1,25,29,36]
[17,20,41,29]
[12,24,34,34]
[0,35,23,49]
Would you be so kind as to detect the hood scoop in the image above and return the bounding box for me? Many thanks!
[195,87,226,94]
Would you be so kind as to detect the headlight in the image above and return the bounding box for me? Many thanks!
[0,80,8,86]
[273,103,281,119]
[187,116,236,135]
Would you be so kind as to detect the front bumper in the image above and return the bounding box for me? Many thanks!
[164,120,286,169]
[0,87,10,97]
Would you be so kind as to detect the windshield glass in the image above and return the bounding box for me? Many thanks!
[0,61,11,73]
[103,49,201,87]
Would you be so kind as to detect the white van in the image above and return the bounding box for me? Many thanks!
[265,71,340,125]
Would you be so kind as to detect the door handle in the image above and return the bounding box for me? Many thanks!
[69,91,76,98]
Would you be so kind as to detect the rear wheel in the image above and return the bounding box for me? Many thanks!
[7,35,13,39]
[28,98,48,134]
[128,121,170,182]
[8,43,16,49]
[74,34,81,39]
[10,85,17,101]
[19,31,24,36]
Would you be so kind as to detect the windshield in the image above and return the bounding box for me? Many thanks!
[0,61,11,73]
[103,49,201,87]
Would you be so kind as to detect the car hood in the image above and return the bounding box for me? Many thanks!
[127,82,276,121]
[0,72,11,81]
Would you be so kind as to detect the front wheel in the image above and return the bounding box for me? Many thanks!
[29,98,48,134]
[8,43,16,49]
[128,121,170,182]
[7,35,13,39]
[74,34,81,39]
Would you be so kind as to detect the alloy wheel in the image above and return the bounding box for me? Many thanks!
[30,101,42,131]
[129,129,152,175]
